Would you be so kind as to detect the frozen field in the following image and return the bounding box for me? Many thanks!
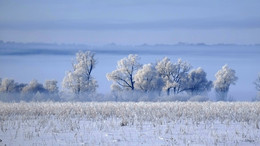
[0,102,260,145]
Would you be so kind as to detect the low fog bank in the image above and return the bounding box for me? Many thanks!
[0,91,219,103]
[0,41,260,57]
[0,42,259,102]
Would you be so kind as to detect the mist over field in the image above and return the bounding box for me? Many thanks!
[1,0,260,145]
[0,42,259,101]
[1,1,260,101]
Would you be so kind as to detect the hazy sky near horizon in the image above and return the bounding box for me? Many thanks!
[1,0,260,45]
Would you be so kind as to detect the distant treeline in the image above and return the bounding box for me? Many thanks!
[1,40,260,56]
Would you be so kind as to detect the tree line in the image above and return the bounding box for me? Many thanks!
[0,51,259,102]
[106,54,238,101]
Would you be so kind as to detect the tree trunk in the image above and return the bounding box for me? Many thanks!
[167,88,170,96]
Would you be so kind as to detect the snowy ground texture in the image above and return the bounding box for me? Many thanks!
[0,102,260,145]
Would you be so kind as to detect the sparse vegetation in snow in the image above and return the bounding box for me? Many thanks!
[0,102,259,145]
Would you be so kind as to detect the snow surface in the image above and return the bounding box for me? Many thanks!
[0,102,260,145]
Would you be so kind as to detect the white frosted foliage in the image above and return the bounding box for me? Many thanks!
[44,80,58,93]
[186,67,212,95]
[214,64,238,101]
[156,57,191,95]
[0,78,17,93]
[106,54,141,91]
[22,79,45,94]
[254,73,260,100]
[254,73,260,91]
[62,51,98,94]
[135,64,164,92]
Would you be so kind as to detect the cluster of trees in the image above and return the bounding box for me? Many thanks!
[1,50,260,102]
[0,79,59,101]
[106,55,211,95]
[0,51,98,102]
[106,54,239,101]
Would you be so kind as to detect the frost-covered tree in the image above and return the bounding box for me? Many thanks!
[0,78,16,93]
[185,67,212,95]
[214,64,238,101]
[156,57,174,95]
[44,80,58,93]
[0,78,26,101]
[254,73,260,91]
[0,78,24,93]
[62,51,98,94]
[44,80,60,101]
[22,79,46,94]
[135,64,164,93]
[171,59,192,94]
[20,80,46,101]
[254,73,260,101]
[156,57,191,95]
[106,54,141,91]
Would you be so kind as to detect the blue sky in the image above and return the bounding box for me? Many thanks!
[0,0,260,45]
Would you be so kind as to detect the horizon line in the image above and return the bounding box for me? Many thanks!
[1,40,260,47]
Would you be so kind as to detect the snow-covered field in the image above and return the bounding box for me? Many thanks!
[0,102,260,145]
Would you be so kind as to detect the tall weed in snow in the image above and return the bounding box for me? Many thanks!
[0,102,259,123]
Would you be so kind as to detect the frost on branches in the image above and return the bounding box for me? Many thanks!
[254,73,260,101]
[0,78,21,93]
[185,67,213,95]
[134,64,164,93]
[214,64,238,101]
[44,80,59,94]
[107,55,213,101]
[106,54,141,91]
[62,51,98,96]
[156,57,192,95]
[0,78,59,101]
[22,79,46,94]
